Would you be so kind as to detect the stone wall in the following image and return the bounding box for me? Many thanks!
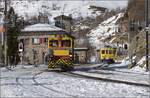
[130,30,150,67]
[19,35,48,65]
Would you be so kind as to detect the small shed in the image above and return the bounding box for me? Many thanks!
[74,47,89,64]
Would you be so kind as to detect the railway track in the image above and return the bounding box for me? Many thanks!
[32,71,78,98]
[15,71,50,97]
[14,71,77,97]
[53,70,150,87]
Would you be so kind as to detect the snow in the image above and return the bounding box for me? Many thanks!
[130,66,147,73]
[6,1,103,22]
[109,37,117,43]
[21,23,63,32]
[80,25,90,30]
[0,64,149,97]
[87,13,124,48]
[74,24,90,31]
[0,1,128,22]
[137,56,146,65]
[102,13,123,24]
[118,56,150,73]
[130,56,150,72]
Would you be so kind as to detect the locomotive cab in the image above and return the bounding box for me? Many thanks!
[45,34,74,71]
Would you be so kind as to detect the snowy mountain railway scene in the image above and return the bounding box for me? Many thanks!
[0,0,150,98]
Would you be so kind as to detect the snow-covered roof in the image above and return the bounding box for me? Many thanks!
[74,47,89,50]
[21,23,63,32]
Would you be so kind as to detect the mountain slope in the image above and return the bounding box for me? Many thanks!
[7,0,104,22]
[87,13,124,49]
[0,0,128,22]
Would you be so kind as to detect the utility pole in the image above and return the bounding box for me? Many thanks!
[145,0,149,71]
[4,0,8,66]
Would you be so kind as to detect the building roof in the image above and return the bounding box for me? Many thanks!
[21,23,63,32]
[74,47,89,51]
[20,23,75,38]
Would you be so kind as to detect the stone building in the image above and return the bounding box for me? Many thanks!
[54,15,73,32]
[19,23,70,65]
[38,13,49,24]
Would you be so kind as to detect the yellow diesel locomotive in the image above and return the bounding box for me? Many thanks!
[45,33,74,71]
[99,47,117,64]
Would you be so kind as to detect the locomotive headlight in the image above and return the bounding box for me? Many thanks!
[50,55,53,58]
[69,55,73,57]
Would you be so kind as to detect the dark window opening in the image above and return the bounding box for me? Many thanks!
[101,50,105,54]
[49,40,58,47]
[109,50,112,54]
[106,50,109,54]
[113,50,116,54]
[55,20,66,29]
[61,40,71,47]
[124,44,128,50]
[44,38,48,43]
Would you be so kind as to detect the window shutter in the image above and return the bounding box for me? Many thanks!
[40,38,42,43]
[42,38,44,43]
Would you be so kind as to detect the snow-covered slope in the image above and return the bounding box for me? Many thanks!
[0,0,128,22]
[3,0,104,22]
[87,13,124,48]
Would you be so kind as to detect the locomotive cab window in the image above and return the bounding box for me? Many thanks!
[61,40,71,47]
[109,50,112,54]
[101,50,105,54]
[49,40,58,47]
[113,50,116,54]
[106,50,109,54]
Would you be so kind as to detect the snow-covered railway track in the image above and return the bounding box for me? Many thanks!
[13,71,77,97]
[32,71,78,98]
[55,71,149,87]
[15,72,50,97]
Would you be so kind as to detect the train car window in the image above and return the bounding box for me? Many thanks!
[113,50,116,54]
[101,50,105,54]
[61,40,71,47]
[106,50,109,54]
[109,50,112,54]
[49,40,58,47]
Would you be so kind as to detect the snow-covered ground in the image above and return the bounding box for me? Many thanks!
[0,64,149,97]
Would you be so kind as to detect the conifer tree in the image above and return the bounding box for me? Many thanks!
[6,7,20,65]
